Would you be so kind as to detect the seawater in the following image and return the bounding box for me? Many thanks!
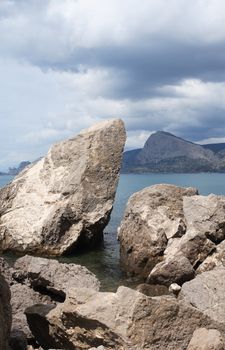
[1,173,225,291]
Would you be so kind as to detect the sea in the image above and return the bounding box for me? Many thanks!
[1,173,225,291]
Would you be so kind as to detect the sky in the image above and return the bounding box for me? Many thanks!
[1,0,225,170]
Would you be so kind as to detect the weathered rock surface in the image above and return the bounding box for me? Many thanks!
[25,286,225,350]
[187,328,225,350]
[118,184,198,277]
[0,119,126,255]
[148,254,195,286]
[179,267,225,324]
[1,255,100,342]
[119,184,225,286]
[0,273,11,350]
[197,240,225,274]
[118,184,197,277]
[13,255,100,298]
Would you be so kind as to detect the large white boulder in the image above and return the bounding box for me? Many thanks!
[0,119,126,255]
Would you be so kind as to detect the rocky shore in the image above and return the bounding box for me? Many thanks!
[1,119,225,349]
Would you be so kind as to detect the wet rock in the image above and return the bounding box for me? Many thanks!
[0,119,126,255]
[179,267,225,324]
[118,184,197,277]
[0,273,11,350]
[187,328,225,350]
[25,286,225,350]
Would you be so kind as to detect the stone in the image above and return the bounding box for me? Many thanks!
[9,329,28,350]
[179,267,225,324]
[0,119,126,255]
[187,328,225,350]
[136,283,168,297]
[118,184,197,277]
[119,184,225,286]
[25,286,225,350]
[1,255,100,341]
[148,254,195,286]
[0,273,11,350]
[169,283,181,295]
[13,255,100,298]
[10,283,52,340]
[197,240,225,274]
[183,194,225,244]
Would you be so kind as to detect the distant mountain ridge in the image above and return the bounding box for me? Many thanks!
[122,131,225,173]
[0,161,31,176]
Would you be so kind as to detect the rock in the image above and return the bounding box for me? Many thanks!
[136,283,168,297]
[187,328,225,350]
[119,184,225,286]
[197,240,225,274]
[0,119,126,255]
[179,267,225,324]
[118,184,197,277]
[10,283,52,339]
[13,255,100,299]
[25,286,225,350]
[9,329,28,350]
[169,283,181,295]
[148,254,195,286]
[2,255,100,341]
[0,273,11,350]
[25,304,57,349]
[183,194,225,244]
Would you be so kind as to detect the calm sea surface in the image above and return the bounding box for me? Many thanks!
[1,173,225,290]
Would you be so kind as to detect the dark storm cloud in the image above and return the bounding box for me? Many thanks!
[1,0,225,167]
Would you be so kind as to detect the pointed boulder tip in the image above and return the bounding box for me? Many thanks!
[79,118,125,135]
[0,118,126,256]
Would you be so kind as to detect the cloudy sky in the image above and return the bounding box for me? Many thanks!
[1,0,225,170]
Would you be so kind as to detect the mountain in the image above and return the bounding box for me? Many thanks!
[7,161,31,175]
[122,131,225,173]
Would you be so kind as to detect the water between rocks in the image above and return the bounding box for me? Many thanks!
[1,173,225,291]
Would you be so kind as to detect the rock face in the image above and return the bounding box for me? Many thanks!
[179,268,225,324]
[187,328,225,350]
[25,286,225,350]
[0,119,126,255]
[0,273,11,350]
[119,184,225,286]
[1,255,100,341]
[118,184,198,277]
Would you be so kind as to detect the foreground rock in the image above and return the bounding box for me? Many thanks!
[0,119,126,255]
[13,255,100,299]
[1,255,100,342]
[0,273,11,350]
[179,267,225,324]
[187,328,225,350]
[119,184,225,286]
[25,286,225,350]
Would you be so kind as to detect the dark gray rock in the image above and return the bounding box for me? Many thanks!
[0,273,11,350]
